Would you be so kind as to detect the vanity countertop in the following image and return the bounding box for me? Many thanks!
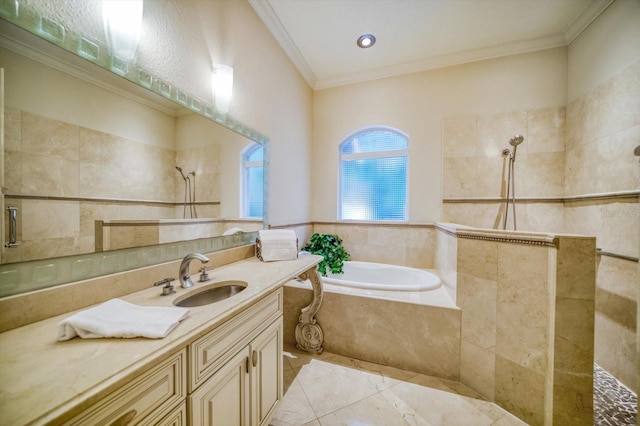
[0,254,322,426]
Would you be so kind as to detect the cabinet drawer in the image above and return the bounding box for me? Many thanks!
[145,401,187,426]
[64,349,186,426]
[189,289,282,392]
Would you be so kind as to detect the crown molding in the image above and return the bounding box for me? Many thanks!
[563,0,614,43]
[314,33,567,90]
[250,0,613,91]
[248,0,317,88]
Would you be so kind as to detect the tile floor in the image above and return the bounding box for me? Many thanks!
[271,347,638,426]
[594,364,638,425]
[270,346,527,426]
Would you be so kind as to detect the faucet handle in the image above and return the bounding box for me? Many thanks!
[198,267,210,283]
[154,277,176,296]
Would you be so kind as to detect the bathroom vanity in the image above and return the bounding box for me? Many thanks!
[0,254,322,425]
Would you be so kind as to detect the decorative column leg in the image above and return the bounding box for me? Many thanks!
[295,266,324,354]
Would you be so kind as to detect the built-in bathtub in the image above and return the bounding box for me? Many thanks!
[287,260,455,308]
[283,260,461,379]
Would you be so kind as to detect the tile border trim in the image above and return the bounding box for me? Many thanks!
[5,194,220,207]
[435,222,559,247]
[443,190,639,204]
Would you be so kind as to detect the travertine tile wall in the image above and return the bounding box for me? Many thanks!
[552,237,597,426]
[312,222,435,269]
[442,106,566,232]
[3,109,224,262]
[283,286,461,380]
[565,62,639,196]
[441,228,595,426]
[175,142,222,217]
[564,60,640,391]
[442,60,639,392]
[435,227,458,303]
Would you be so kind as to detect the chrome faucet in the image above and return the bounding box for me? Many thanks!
[179,253,210,288]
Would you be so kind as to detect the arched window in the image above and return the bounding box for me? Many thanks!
[241,142,263,218]
[339,127,408,221]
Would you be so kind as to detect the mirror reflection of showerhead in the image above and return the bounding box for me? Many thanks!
[176,165,187,180]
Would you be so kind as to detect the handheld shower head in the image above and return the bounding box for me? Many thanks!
[507,135,524,161]
[176,165,187,180]
[509,135,524,146]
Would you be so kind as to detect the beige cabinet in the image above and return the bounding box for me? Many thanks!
[62,289,283,426]
[189,346,251,425]
[250,318,282,425]
[188,290,284,426]
[63,349,187,426]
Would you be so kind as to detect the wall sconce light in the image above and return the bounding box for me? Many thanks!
[102,0,144,61]
[211,64,233,114]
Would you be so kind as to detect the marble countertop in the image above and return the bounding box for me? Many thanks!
[0,254,322,426]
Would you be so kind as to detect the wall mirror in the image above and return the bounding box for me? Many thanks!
[0,1,269,297]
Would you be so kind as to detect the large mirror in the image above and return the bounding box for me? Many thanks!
[0,1,268,296]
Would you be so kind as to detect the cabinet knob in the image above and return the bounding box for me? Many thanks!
[110,409,137,426]
[252,350,258,367]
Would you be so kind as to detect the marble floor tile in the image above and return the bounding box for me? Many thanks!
[381,379,498,426]
[272,347,526,426]
[270,378,317,426]
[292,357,382,417]
[318,392,410,425]
[272,349,637,426]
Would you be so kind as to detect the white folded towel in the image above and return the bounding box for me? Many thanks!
[257,229,298,262]
[57,299,189,341]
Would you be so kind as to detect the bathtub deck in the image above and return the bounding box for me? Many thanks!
[286,278,457,309]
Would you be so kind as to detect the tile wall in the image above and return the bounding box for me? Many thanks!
[435,226,596,425]
[441,105,566,232]
[564,60,639,391]
[442,60,640,392]
[312,222,435,269]
[3,109,223,262]
[283,287,461,380]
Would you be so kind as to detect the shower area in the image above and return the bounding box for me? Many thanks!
[441,79,639,422]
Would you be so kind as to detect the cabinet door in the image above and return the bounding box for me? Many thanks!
[64,350,186,426]
[250,317,283,426]
[189,347,250,426]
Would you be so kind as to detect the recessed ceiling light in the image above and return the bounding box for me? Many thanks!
[357,34,376,49]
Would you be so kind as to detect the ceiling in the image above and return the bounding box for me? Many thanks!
[249,0,613,90]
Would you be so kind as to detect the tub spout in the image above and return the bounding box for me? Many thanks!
[179,253,210,288]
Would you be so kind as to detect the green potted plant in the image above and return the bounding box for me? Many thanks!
[301,233,351,276]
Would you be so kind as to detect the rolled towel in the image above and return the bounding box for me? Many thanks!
[58,299,189,341]
[256,229,298,262]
